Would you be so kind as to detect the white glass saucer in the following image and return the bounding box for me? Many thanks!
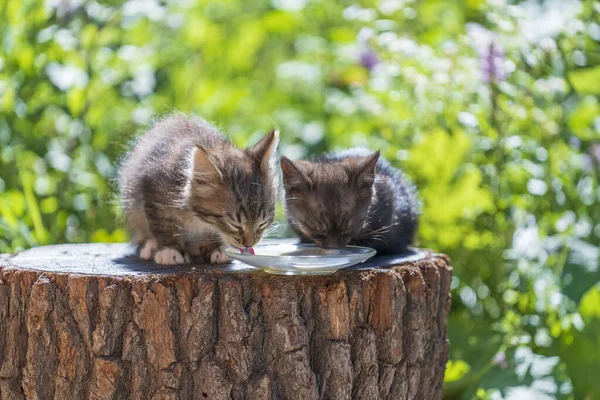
[224,243,376,275]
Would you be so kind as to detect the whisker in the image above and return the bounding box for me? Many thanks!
[358,232,385,241]
[364,224,397,234]
[265,222,281,232]
[262,233,285,239]
[365,237,389,246]
[360,223,399,238]
[362,230,390,238]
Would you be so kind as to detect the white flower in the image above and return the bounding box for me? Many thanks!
[378,0,407,15]
[123,0,165,22]
[512,225,542,259]
[458,112,479,128]
[276,61,321,84]
[131,65,156,97]
[527,179,548,196]
[519,0,582,43]
[272,0,308,12]
[46,63,89,91]
[342,5,377,21]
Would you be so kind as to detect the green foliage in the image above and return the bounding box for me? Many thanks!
[1,0,599,397]
[569,66,600,95]
[557,284,600,399]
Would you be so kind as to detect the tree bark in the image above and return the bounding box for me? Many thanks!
[0,243,451,400]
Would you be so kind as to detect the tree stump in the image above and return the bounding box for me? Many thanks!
[0,243,452,400]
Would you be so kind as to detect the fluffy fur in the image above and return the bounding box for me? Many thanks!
[119,114,279,265]
[281,148,419,254]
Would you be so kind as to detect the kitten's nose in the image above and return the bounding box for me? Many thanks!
[329,237,350,249]
[322,237,345,249]
[242,232,256,248]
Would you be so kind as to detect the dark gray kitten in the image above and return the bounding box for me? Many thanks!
[280,148,419,254]
[119,113,279,265]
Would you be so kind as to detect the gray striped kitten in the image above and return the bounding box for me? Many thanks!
[281,148,419,254]
[119,114,279,265]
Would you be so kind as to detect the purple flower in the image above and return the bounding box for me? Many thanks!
[360,49,379,71]
[479,41,506,83]
[569,136,581,150]
[583,154,593,172]
[492,352,508,370]
[590,143,600,164]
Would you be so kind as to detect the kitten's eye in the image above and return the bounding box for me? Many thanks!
[258,221,270,230]
[227,222,243,234]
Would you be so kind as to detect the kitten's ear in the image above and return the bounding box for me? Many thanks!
[280,157,310,189]
[251,129,279,172]
[352,150,380,187]
[193,147,223,182]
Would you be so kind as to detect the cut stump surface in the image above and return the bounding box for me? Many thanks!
[0,243,452,400]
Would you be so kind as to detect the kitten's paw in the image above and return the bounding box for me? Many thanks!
[154,247,189,265]
[209,248,232,265]
[139,239,158,260]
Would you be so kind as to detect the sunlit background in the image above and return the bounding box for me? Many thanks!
[1,0,599,398]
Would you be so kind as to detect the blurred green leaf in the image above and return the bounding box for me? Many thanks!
[562,239,600,304]
[559,284,600,399]
[569,66,600,95]
[445,359,471,383]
